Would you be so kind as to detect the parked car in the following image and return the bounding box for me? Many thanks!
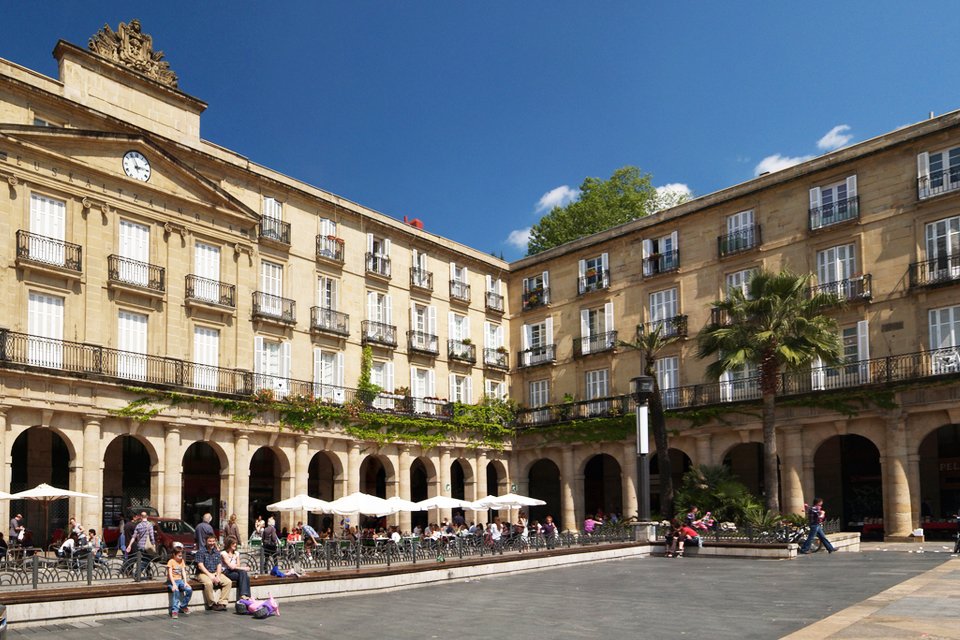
[103,510,215,559]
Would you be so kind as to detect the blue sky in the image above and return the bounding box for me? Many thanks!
[3,2,959,260]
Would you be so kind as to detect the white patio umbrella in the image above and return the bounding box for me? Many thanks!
[415,496,474,511]
[319,492,396,516]
[375,496,423,518]
[489,492,546,508]
[466,495,509,510]
[267,494,332,513]
[8,483,97,547]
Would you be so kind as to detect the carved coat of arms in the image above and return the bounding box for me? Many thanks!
[88,19,179,89]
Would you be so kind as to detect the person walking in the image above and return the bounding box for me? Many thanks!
[195,513,215,549]
[223,513,241,546]
[799,498,836,554]
[126,510,157,574]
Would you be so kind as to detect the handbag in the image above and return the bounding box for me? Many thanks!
[143,536,156,554]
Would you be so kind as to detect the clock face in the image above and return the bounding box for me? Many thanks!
[122,150,151,182]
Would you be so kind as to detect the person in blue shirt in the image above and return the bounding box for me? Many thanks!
[195,512,215,550]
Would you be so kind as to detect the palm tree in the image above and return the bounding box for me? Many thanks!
[620,322,680,517]
[696,270,842,513]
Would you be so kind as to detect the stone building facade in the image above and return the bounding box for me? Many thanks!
[1,25,959,542]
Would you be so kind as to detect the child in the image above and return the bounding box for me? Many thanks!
[166,542,192,619]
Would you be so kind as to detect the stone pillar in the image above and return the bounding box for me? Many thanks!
[621,442,638,520]
[347,443,361,495]
[438,448,452,523]
[695,434,712,467]
[780,427,805,516]
[163,425,181,518]
[0,406,9,530]
[398,446,412,533]
[561,447,576,532]
[801,460,815,509]
[295,437,309,497]
[907,453,922,531]
[233,430,251,539]
[81,415,102,529]
[883,409,913,540]
[474,450,489,525]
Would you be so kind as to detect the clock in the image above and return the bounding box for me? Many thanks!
[122,150,151,182]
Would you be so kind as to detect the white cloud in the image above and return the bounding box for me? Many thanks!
[506,227,531,249]
[817,124,853,151]
[655,183,692,198]
[754,153,815,176]
[536,185,579,212]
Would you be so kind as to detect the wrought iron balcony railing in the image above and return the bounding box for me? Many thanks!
[918,167,960,199]
[483,348,509,370]
[407,330,439,355]
[809,275,872,303]
[718,225,761,257]
[410,268,433,291]
[362,320,397,347]
[910,255,960,288]
[16,230,82,272]
[185,275,236,307]
[252,292,296,324]
[310,307,350,336]
[485,291,504,313]
[518,344,556,368]
[522,287,550,311]
[448,340,477,364]
[450,280,471,303]
[710,306,730,326]
[259,217,291,246]
[809,195,859,231]
[365,253,391,278]
[578,270,610,295]
[315,235,345,263]
[642,250,679,277]
[107,255,165,292]
[638,315,688,338]
[573,331,618,357]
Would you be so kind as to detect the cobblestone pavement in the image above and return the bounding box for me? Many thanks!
[7,551,948,640]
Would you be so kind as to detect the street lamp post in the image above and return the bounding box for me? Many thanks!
[631,376,655,522]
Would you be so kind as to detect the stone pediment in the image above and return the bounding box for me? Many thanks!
[0,125,258,223]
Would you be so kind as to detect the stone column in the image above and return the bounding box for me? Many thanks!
[163,425,181,518]
[438,448,452,523]
[81,415,102,529]
[621,442,638,520]
[695,434,712,467]
[560,447,576,532]
[0,406,10,530]
[883,409,913,540]
[801,460,815,508]
[398,446,412,533]
[907,453,922,531]
[347,443,361,495]
[294,437,309,497]
[780,427,805,516]
[474,450,489,525]
[233,430,251,539]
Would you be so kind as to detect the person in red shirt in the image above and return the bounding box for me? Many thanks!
[666,519,700,558]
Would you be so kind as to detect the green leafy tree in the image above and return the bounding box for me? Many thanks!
[620,323,680,518]
[355,345,381,406]
[528,167,669,255]
[696,270,842,513]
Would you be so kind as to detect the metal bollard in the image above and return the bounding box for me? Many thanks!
[325,541,331,571]
[31,553,39,589]
[133,550,142,582]
[86,552,93,585]
[259,546,265,574]
[355,540,361,570]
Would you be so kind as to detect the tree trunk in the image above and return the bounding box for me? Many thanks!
[761,391,780,513]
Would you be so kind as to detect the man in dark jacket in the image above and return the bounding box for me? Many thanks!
[195,512,215,550]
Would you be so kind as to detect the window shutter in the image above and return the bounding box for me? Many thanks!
[428,306,437,335]
[281,341,291,380]
[545,316,554,346]
[462,265,469,282]
[410,302,416,332]
[427,369,436,397]
[522,277,530,294]
[499,279,505,296]
[580,309,591,355]
[450,313,457,342]
[450,261,457,281]
[719,369,731,402]
[367,292,376,320]
[254,336,265,376]
[522,324,531,351]
[496,324,503,348]
[385,362,394,393]
[917,152,931,180]
[601,253,609,284]
[385,294,393,323]
[846,175,858,198]
[542,270,549,289]
[578,259,586,280]
[330,278,338,310]
[335,352,344,387]
[809,186,822,210]
[811,355,824,391]
[449,374,456,403]
[465,377,473,404]
[485,274,493,292]
[412,248,419,267]
[642,240,653,276]
[367,233,374,253]
[604,301,615,334]
[485,379,493,398]
[313,348,321,391]
[484,322,492,349]
[410,365,417,396]
[670,231,678,257]
[857,320,870,382]
[383,238,391,257]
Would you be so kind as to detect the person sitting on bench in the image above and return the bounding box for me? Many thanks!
[195,534,232,611]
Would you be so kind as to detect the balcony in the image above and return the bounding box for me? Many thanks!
[365,253,391,279]
[642,251,679,277]
[258,217,291,247]
[448,339,477,364]
[918,167,960,200]
[638,315,688,338]
[450,280,471,304]
[362,320,397,347]
[809,195,859,231]
[410,268,433,292]
[107,255,165,293]
[578,270,610,295]
[518,344,556,368]
[185,275,236,308]
[516,396,631,427]
[252,292,296,324]
[718,225,761,257]
[910,255,960,289]
[522,287,550,311]
[483,348,509,370]
[710,306,731,326]
[407,330,439,355]
[16,230,82,274]
[315,235,345,264]
[485,291,504,313]
[809,275,872,303]
[310,307,349,336]
[573,331,618,357]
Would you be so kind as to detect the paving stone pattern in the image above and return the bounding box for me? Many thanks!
[8,552,947,640]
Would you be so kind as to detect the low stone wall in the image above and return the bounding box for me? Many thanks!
[649,531,861,559]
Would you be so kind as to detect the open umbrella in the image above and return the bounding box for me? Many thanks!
[375,496,423,518]
[8,483,97,548]
[415,496,473,510]
[267,494,331,513]
[319,492,396,516]
[488,492,546,508]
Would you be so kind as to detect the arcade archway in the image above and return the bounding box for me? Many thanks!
[10,427,71,546]
[814,435,882,530]
[583,454,622,519]
[528,459,561,529]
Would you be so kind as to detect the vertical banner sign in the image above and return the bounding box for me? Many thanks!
[637,405,649,455]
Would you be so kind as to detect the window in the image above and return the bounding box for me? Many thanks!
[522,271,550,309]
[579,302,615,354]
[313,348,345,402]
[118,310,148,381]
[925,215,960,280]
[485,379,506,401]
[642,231,678,276]
[649,288,678,328]
[813,321,870,388]
[450,262,470,300]
[930,305,960,374]
[449,374,472,404]
[263,196,282,220]
[411,249,431,288]
[409,303,437,351]
[585,369,608,399]
[29,193,66,265]
[259,260,284,316]
[725,268,757,298]
[809,176,857,229]
[192,242,221,302]
[27,291,63,367]
[918,147,960,198]
[366,291,392,323]
[485,275,505,311]
[578,253,610,293]
[529,379,550,407]
[450,313,468,342]
[254,336,290,398]
[371,361,395,409]
[318,275,339,310]
[484,321,506,367]
[817,244,856,285]
[193,326,220,391]
[655,356,679,408]
[410,366,437,413]
[720,210,756,255]
[720,361,759,402]
[118,219,150,285]
[317,218,341,260]
[521,317,554,366]
[366,234,391,276]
